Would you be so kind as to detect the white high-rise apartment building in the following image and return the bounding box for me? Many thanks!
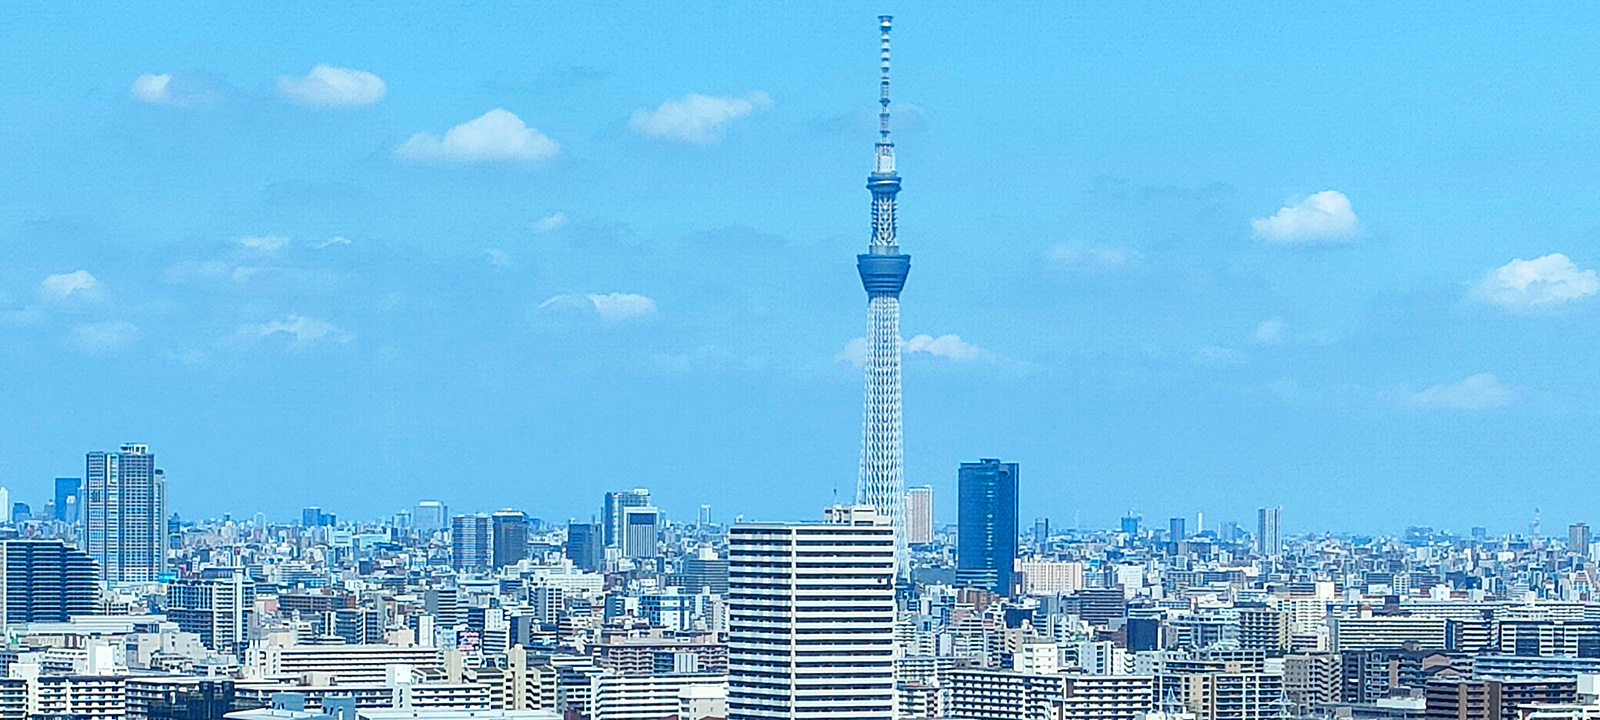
[85,444,167,584]
[906,486,933,545]
[727,505,896,720]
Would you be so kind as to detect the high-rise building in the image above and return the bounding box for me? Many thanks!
[415,501,448,533]
[854,16,911,582]
[1170,517,1187,542]
[451,514,492,571]
[0,487,9,524]
[1120,513,1141,536]
[54,478,81,523]
[623,506,660,559]
[1570,523,1591,557]
[492,509,529,568]
[1257,507,1282,558]
[603,489,652,549]
[167,571,255,652]
[906,486,934,545]
[300,507,335,528]
[957,458,1019,595]
[0,540,98,629]
[727,505,896,720]
[566,521,603,571]
[85,443,168,583]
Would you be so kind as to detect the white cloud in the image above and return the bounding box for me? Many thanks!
[233,314,351,349]
[397,109,559,163]
[1473,253,1600,310]
[239,235,291,254]
[316,236,351,249]
[40,270,101,302]
[530,212,568,234]
[537,293,657,322]
[276,65,386,107]
[1251,190,1358,245]
[905,334,984,360]
[837,334,990,366]
[629,92,772,144]
[130,73,173,104]
[1252,318,1287,345]
[1404,373,1513,411]
[1193,345,1250,365]
[71,321,139,353]
[586,293,657,320]
[1048,243,1142,270]
[485,249,512,269]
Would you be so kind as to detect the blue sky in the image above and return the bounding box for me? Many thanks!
[3,2,1599,534]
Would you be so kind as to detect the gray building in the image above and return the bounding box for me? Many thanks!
[491,509,529,568]
[85,443,168,583]
[603,489,651,549]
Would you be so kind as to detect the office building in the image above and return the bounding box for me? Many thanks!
[564,522,602,572]
[603,489,651,549]
[1257,507,1282,558]
[415,501,448,533]
[167,572,255,652]
[854,16,912,582]
[1171,516,1188,542]
[622,506,659,560]
[727,505,896,720]
[906,486,933,545]
[301,507,335,528]
[676,546,730,596]
[54,478,81,523]
[450,514,492,571]
[85,443,168,583]
[0,540,98,629]
[957,458,1019,595]
[492,509,529,568]
[1121,514,1141,536]
[1570,523,1591,557]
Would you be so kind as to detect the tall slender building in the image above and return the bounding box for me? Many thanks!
[956,459,1019,595]
[1258,506,1282,558]
[855,15,911,581]
[85,443,168,584]
[906,486,934,545]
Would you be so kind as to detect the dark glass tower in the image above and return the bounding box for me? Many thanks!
[956,458,1019,595]
[1,539,99,626]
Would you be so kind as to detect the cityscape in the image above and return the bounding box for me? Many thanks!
[6,5,1600,720]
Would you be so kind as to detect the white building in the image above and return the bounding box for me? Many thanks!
[906,487,934,545]
[727,505,896,720]
[591,673,726,720]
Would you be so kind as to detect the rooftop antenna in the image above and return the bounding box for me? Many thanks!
[873,15,896,177]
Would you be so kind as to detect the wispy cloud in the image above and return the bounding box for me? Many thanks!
[1251,190,1358,245]
[41,270,102,303]
[630,92,772,145]
[530,212,568,234]
[130,73,174,104]
[837,334,993,366]
[276,65,386,107]
[72,321,139,353]
[1400,373,1513,411]
[1047,243,1143,270]
[232,314,351,350]
[397,109,559,164]
[485,249,512,269]
[1473,253,1599,310]
[1251,318,1287,345]
[537,293,657,322]
[239,235,291,254]
[129,73,219,107]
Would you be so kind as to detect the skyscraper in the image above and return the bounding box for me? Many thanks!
[623,506,660,559]
[451,514,492,571]
[855,15,911,582]
[54,477,81,523]
[1570,523,1591,557]
[0,539,98,629]
[906,486,934,545]
[415,500,448,533]
[603,489,651,549]
[85,443,168,583]
[565,521,603,571]
[1258,506,1282,558]
[727,505,896,720]
[956,459,1019,595]
[1169,517,1187,542]
[492,509,529,567]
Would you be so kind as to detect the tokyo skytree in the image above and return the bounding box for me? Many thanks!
[856,15,911,581]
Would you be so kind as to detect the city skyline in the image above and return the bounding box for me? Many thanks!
[7,4,1600,533]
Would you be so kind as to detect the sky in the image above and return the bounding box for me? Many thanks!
[2,3,1600,535]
